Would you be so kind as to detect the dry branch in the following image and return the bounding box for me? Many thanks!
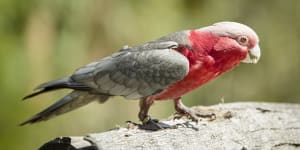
[39,102,300,150]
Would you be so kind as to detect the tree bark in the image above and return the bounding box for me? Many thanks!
[39,102,300,150]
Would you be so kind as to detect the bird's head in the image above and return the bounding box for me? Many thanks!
[193,21,260,64]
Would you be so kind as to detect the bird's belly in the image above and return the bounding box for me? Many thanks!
[151,52,243,101]
[153,66,222,100]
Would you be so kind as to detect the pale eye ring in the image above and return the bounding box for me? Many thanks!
[237,36,249,46]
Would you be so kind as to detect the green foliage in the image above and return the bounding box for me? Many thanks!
[0,0,299,149]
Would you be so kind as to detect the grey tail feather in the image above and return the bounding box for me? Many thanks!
[20,91,108,126]
[23,77,91,100]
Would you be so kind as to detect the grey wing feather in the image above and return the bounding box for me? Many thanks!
[71,41,189,99]
[20,91,109,125]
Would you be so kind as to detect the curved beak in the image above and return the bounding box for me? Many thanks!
[242,44,261,64]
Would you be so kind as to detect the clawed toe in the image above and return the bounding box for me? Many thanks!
[174,98,216,122]
[174,108,216,122]
[189,110,216,121]
[139,118,177,131]
[176,121,199,131]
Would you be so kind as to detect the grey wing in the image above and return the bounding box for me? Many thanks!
[71,41,189,99]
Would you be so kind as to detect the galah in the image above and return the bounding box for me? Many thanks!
[21,22,260,130]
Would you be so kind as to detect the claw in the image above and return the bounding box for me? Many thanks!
[139,116,177,131]
[174,98,216,121]
[187,110,216,121]
[175,121,199,131]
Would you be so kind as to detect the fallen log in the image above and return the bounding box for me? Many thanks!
[39,102,300,150]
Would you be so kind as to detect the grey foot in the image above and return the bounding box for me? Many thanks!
[139,118,177,131]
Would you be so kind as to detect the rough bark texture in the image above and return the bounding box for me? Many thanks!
[39,102,300,150]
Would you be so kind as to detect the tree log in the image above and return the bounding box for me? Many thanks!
[39,102,300,150]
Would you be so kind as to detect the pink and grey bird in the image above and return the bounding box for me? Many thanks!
[21,22,261,130]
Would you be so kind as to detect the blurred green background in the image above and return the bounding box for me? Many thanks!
[1,0,300,149]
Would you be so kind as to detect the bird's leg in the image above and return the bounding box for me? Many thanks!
[173,97,216,121]
[138,98,176,131]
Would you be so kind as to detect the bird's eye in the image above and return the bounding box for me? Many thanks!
[237,36,249,46]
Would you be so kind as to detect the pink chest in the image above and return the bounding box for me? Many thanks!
[154,60,223,100]
[151,30,247,101]
[153,50,245,100]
